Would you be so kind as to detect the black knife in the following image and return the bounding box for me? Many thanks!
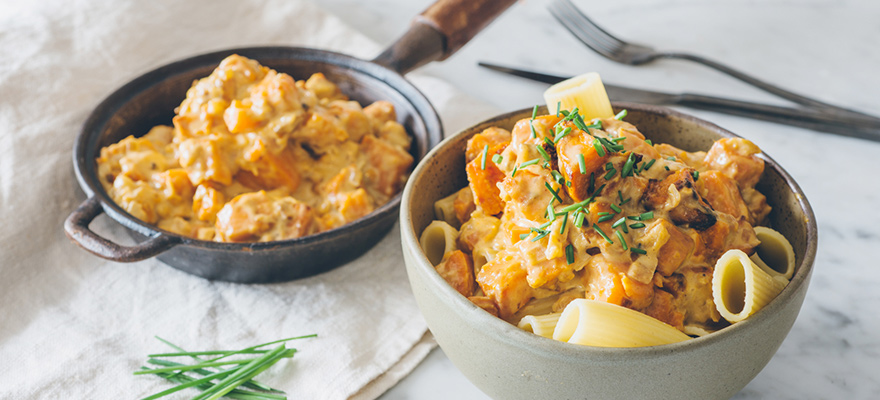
[478,61,880,142]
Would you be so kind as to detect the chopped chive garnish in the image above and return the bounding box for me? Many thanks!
[631,247,647,255]
[536,144,551,162]
[512,164,519,177]
[577,154,587,174]
[598,137,624,153]
[567,180,572,187]
[617,190,626,204]
[588,172,595,193]
[603,168,617,180]
[544,136,554,147]
[538,220,553,230]
[592,138,606,157]
[565,244,574,264]
[640,211,654,220]
[597,211,610,216]
[519,233,530,240]
[613,217,628,233]
[667,156,676,161]
[532,104,538,119]
[554,127,572,143]
[559,201,587,214]
[692,170,700,181]
[520,159,540,168]
[610,136,626,143]
[629,222,646,229]
[593,224,613,244]
[622,152,635,177]
[492,154,503,164]
[626,215,641,221]
[620,197,631,205]
[547,203,556,220]
[559,109,570,117]
[551,170,565,185]
[556,101,562,116]
[597,214,614,223]
[605,162,614,171]
[531,229,550,242]
[614,109,628,120]
[545,182,563,203]
[664,166,670,171]
[559,212,569,234]
[529,121,537,139]
[480,144,489,170]
[615,230,629,250]
[585,122,602,130]
[574,211,586,228]
[609,204,622,214]
[643,159,656,171]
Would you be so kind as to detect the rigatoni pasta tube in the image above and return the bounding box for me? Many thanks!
[419,220,459,266]
[551,299,690,347]
[518,313,561,339]
[543,72,614,120]
[713,249,788,323]
[433,191,460,227]
[750,226,796,280]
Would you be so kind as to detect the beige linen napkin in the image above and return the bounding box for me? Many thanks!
[0,0,497,398]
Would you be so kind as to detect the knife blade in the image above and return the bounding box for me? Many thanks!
[478,61,880,142]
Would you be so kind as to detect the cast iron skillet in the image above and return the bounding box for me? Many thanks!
[64,0,517,283]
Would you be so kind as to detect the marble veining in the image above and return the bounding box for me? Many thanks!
[320,0,880,398]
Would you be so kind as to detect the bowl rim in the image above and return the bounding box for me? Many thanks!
[400,102,818,360]
[73,45,443,252]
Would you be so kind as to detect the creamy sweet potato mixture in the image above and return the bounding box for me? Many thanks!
[435,113,771,331]
[97,55,413,242]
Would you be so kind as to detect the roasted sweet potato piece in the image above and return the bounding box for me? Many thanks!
[477,252,534,319]
[640,219,695,276]
[436,250,476,297]
[555,125,609,202]
[644,289,684,329]
[361,134,414,197]
[466,127,511,163]
[696,170,749,221]
[453,186,476,225]
[466,157,506,216]
[704,138,764,188]
[643,168,716,231]
[468,296,500,317]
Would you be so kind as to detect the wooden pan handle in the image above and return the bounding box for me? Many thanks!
[416,0,518,59]
[373,0,517,74]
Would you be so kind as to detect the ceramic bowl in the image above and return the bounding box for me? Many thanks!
[399,103,817,399]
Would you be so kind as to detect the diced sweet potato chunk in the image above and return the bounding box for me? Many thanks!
[361,134,414,197]
[477,252,534,319]
[466,157,506,216]
[436,250,476,297]
[697,170,749,221]
[556,130,609,202]
[704,138,764,188]
[453,187,476,225]
[466,127,511,163]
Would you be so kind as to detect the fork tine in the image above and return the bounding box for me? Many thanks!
[559,0,627,48]
[547,1,613,55]
[548,0,622,57]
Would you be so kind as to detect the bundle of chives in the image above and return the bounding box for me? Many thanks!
[136,335,316,400]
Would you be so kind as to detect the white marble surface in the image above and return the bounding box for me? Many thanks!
[316,0,880,399]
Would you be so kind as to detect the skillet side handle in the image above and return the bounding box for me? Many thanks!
[63,196,181,262]
[373,0,518,75]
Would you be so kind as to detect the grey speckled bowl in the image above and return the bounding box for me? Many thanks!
[400,103,817,400]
